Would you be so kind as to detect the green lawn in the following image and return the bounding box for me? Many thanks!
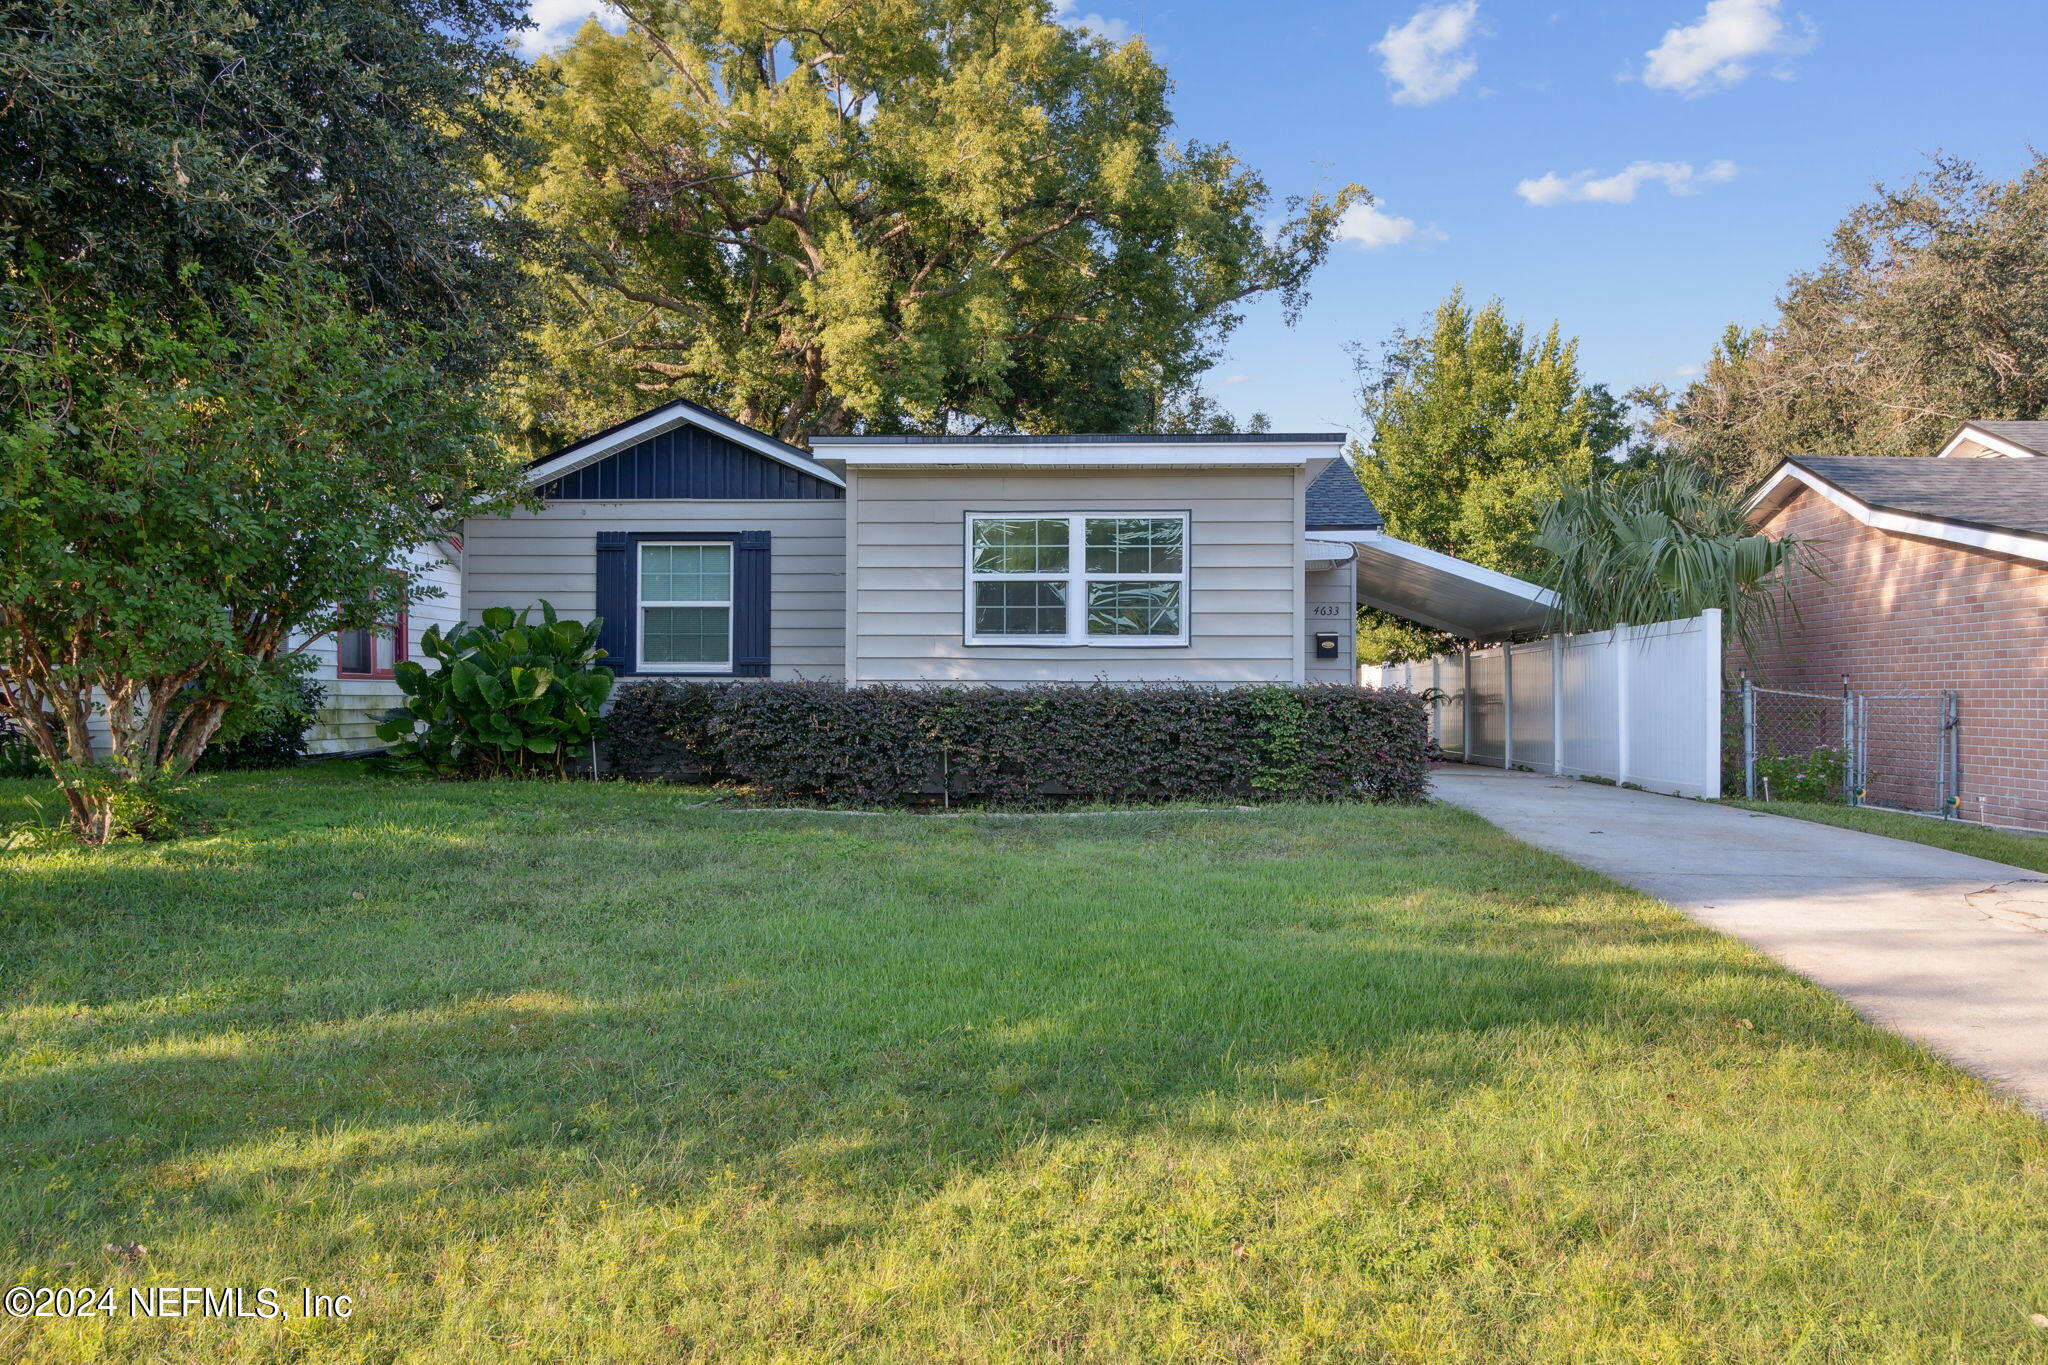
[1725,798,2048,874]
[3,766,2046,1364]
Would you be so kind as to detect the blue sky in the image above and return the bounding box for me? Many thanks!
[522,0,2047,433]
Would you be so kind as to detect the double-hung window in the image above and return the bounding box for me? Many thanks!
[637,542,733,672]
[966,513,1188,646]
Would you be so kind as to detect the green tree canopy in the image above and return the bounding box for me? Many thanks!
[0,0,535,371]
[499,0,1361,446]
[1353,289,1608,579]
[0,0,536,838]
[0,263,521,842]
[1651,152,2048,482]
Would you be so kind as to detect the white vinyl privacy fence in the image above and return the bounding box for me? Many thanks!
[1370,609,1723,798]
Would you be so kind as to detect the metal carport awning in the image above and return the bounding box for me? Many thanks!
[1304,532,1555,640]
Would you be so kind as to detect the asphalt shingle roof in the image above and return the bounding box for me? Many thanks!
[1305,457,1384,531]
[1967,421,2048,456]
[1790,455,2048,538]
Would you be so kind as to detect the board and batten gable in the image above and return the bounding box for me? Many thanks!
[816,435,1344,685]
[462,403,848,681]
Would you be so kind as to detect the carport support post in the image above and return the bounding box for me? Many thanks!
[1501,641,1515,771]
[1461,644,1473,763]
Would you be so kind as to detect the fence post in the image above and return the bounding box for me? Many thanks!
[1502,642,1515,771]
[1949,690,1963,818]
[1615,624,1631,787]
[1551,634,1565,776]
[1740,671,1756,799]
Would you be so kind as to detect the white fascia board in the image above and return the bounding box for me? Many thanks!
[1309,531,1558,607]
[525,404,845,489]
[1745,461,2048,565]
[811,445,1326,468]
[1936,423,2040,460]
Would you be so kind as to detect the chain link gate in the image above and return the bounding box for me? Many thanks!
[1728,676,1962,816]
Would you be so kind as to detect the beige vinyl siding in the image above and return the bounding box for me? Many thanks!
[1304,562,1358,685]
[461,499,847,681]
[848,468,1306,685]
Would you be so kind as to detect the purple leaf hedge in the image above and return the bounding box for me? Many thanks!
[606,680,1429,806]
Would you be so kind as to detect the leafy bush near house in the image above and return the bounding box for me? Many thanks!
[604,680,1429,805]
[189,670,326,772]
[1755,744,1848,804]
[375,604,613,778]
[0,711,43,777]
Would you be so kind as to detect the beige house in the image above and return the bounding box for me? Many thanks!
[462,400,1551,689]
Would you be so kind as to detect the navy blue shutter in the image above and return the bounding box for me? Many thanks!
[734,531,772,677]
[594,532,634,673]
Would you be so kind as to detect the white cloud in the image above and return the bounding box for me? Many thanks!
[1641,0,1815,96]
[1372,2,1482,106]
[1053,0,1133,42]
[1334,201,1448,250]
[521,0,624,59]
[1222,374,1250,385]
[1515,159,1738,206]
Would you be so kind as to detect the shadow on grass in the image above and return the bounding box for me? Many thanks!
[0,774,1894,1265]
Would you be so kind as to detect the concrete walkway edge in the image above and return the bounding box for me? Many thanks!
[1431,764,2048,1117]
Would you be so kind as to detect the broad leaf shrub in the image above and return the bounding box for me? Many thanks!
[375,604,613,778]
[604,680,1429,805]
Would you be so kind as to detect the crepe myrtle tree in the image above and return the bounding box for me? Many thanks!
[0,261,524,842]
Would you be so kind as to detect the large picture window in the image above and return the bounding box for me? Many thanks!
[638,542,733,671]
[965,513,1188,646]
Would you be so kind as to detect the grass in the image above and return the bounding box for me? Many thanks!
[3,765,2047,1364]
[1725,798,2048,874]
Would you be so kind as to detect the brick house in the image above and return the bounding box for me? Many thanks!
[1743,421,2048,829]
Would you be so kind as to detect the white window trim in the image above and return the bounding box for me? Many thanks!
[963,511,1191,647]
[636,540,735,673]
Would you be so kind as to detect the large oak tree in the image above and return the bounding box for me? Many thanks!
[500,0,1362,446]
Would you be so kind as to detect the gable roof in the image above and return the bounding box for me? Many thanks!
[1938,420,2048,459]
[1304,457,1384,530]
[1785,456,2048,536]
[1746,455,2048,564]
[1967,421,2048,454]
[525,397,843,489]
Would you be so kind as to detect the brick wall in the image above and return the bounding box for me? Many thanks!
[1743,484,2048,829]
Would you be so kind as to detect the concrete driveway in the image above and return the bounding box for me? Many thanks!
[1432,764,2048,1116]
